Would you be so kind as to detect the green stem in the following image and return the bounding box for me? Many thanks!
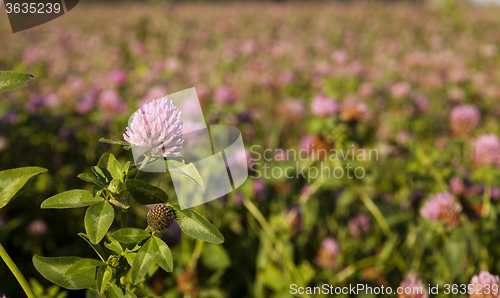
[120,210,127,229]
[482,184,492,218]
[120,156,151,229]
[336,256,378,283]
[0,242,37,298]
[358,188,391,237]
[242,197,274,239]
[189,240,204,268]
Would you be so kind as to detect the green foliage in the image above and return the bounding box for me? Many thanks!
[0,167,47,209]
[84,201,115,244]
[151,236,173,272]
[166,158,204,187]
[125,179,168,205]
[31,152,222,296]
[41,190,103,209]
[173,204,225,244]
[131,237,155,285]
[65,259,105,276]
[0,71,33,93]
[201,243,231,270]
[32,256,97,290]
[111,228,150,243]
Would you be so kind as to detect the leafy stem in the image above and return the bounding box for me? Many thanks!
[121,156,151,229]
[0,242,37,298]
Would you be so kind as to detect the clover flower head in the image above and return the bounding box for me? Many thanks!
[398,274,428,298]
[147,204,176,232]
[316,237,340,269]
[420,192,462,228]
[470,271,500,298]
[473,134,500,168]
[123,97,184,158]
[348,213,371,238]
[310,95,339,116]
[284,204,303,236]
[450,104,480,137]
[449,176,466,196]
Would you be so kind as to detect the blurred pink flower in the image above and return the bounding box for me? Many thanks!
[398,275,428,298]
[76,93,95,115]
[139,86,167,108]
[213,86,238,105]
[284,204,302,236]
[358,82,374,98]
[23,48,41,64]
[340,96,371,122]
[473,134,500,168]
[448,86,466,101]
[391,82,411,100]
[252,179,266,200]
[131,41,148,56]
[449,176,466,196]
[233,192,244,205]
[165,57,181,73]
[450,104,480,138]
[413,94,430,113]
[470,271,500,298]
[277,71,296,86]
[276,98,306,119]
[348,213,371,238]
[420,192,461,228]
[107,69,127,86]
[240,40,257,55]
[0,136,8,153]
[27,219,48,236]
[316,237,340,268]
[310,95,339,116]
[331,50,348,64]
[492,186,500,200]
[26,95,45,114]
[99,90,127,114]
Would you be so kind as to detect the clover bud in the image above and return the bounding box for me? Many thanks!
[147,204,176,232]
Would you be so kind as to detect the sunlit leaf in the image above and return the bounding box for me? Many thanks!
[172,205,224,244]
[152,236,173,272]
[85,201,115,244]
[111,228,151,243]
[0,167,47,209]
[33,256,96,290]
[131,238,154,285]
[65,258,105,276]
[41,190,103,209]
[125,179,168,205]
[0,71,33,93]
[166,158,203,187]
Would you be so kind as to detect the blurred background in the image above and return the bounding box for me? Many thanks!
[1,0,500,297]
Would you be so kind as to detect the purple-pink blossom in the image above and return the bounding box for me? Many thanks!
[316,237,340,268]
[124,97,184,158]
[470,271,500,298]
[398,275,428,298]
[99,90,127,114]
[450,104,480,137]
[348,213,371,238]
[420,192,462,228]
[213,86,238,105]
[310,95,339,116]
[473,134,500,168]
